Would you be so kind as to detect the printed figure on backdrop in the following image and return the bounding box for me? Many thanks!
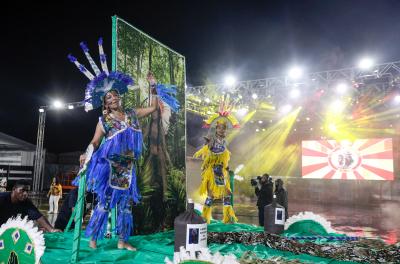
[47,177,62,214]
[338,151,354,169]
[68,38,179,250]
[193,95,240,224]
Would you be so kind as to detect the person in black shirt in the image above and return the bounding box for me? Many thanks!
[255,173,273,226]
[54,188,78,230]
[274,179,288,220]
[0,180,61,232]
[55,187,96,231]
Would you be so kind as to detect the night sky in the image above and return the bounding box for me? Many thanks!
[2,0,400,153]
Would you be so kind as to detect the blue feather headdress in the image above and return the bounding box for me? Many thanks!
[68,38,134,112]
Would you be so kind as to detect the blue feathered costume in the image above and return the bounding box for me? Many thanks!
[85,110,142,241]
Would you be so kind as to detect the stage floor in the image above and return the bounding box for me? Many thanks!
[41,222,357,264]
[212,201,400,244]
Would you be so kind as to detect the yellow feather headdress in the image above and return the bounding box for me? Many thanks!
[203,95,240,129]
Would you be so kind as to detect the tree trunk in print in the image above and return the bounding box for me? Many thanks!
[168,51,179,166]
[144,42,169,230]
[135,39,141,105]
[148,42,153,105]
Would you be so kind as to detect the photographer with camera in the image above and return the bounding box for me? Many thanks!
[253,173,273,226]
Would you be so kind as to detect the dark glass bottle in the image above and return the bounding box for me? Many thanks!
[174,199,207,252]
[264,194,285,234]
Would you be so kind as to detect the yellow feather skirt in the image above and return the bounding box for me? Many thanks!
[194,145,231,199]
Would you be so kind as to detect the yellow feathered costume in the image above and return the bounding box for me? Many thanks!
[194,144,231,199]
[194,122,238,224]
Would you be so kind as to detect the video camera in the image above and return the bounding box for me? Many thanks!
[250,176,262,186]
[250,174,272,186]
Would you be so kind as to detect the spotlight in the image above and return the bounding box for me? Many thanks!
[53,100,63,109]
[256,128,260,132]
[252,93,258,99]
[258,120,263,124]
[224,75,236,86]
[336,83,348,94]
[205,98,211,103]
[280,104,292,114]
[358,57,374,70]
[68,105,74,110]
[288,67,303,79]
[289,88,300,99]
[394,95,400,104]
[236,108,248,117]
[39,108,45,113]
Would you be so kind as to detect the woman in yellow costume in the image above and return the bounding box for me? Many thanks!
[193,102,239,224]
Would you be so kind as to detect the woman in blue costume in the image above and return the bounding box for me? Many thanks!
[68,39,179,251]
[79,74,157,250]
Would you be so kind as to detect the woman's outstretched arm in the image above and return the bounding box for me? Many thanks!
[79,122,105,165]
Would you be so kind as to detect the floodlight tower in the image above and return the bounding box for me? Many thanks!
[32,100,84,193]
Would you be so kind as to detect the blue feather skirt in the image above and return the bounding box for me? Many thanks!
[84,127,142,241]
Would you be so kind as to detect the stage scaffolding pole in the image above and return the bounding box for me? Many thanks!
[33,101,85,194]
[33,110,46,193]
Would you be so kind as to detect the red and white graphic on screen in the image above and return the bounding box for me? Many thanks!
[302,138,394,180]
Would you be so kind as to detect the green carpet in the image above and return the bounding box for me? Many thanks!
[41,222,357,263]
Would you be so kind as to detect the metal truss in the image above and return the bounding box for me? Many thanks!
[187,60,400,104]
[32,101,85,192]
[33,111,46,193]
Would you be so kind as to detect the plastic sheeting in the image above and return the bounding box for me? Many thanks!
[41,222,356,263]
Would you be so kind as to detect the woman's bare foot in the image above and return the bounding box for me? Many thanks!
[117,241,136,251]
[89,240,97,249]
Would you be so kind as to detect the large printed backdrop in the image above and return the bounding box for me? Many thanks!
[302,138,394,180]
[114,16,186,233]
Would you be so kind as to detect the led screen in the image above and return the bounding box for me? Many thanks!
[302,138,394,180]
